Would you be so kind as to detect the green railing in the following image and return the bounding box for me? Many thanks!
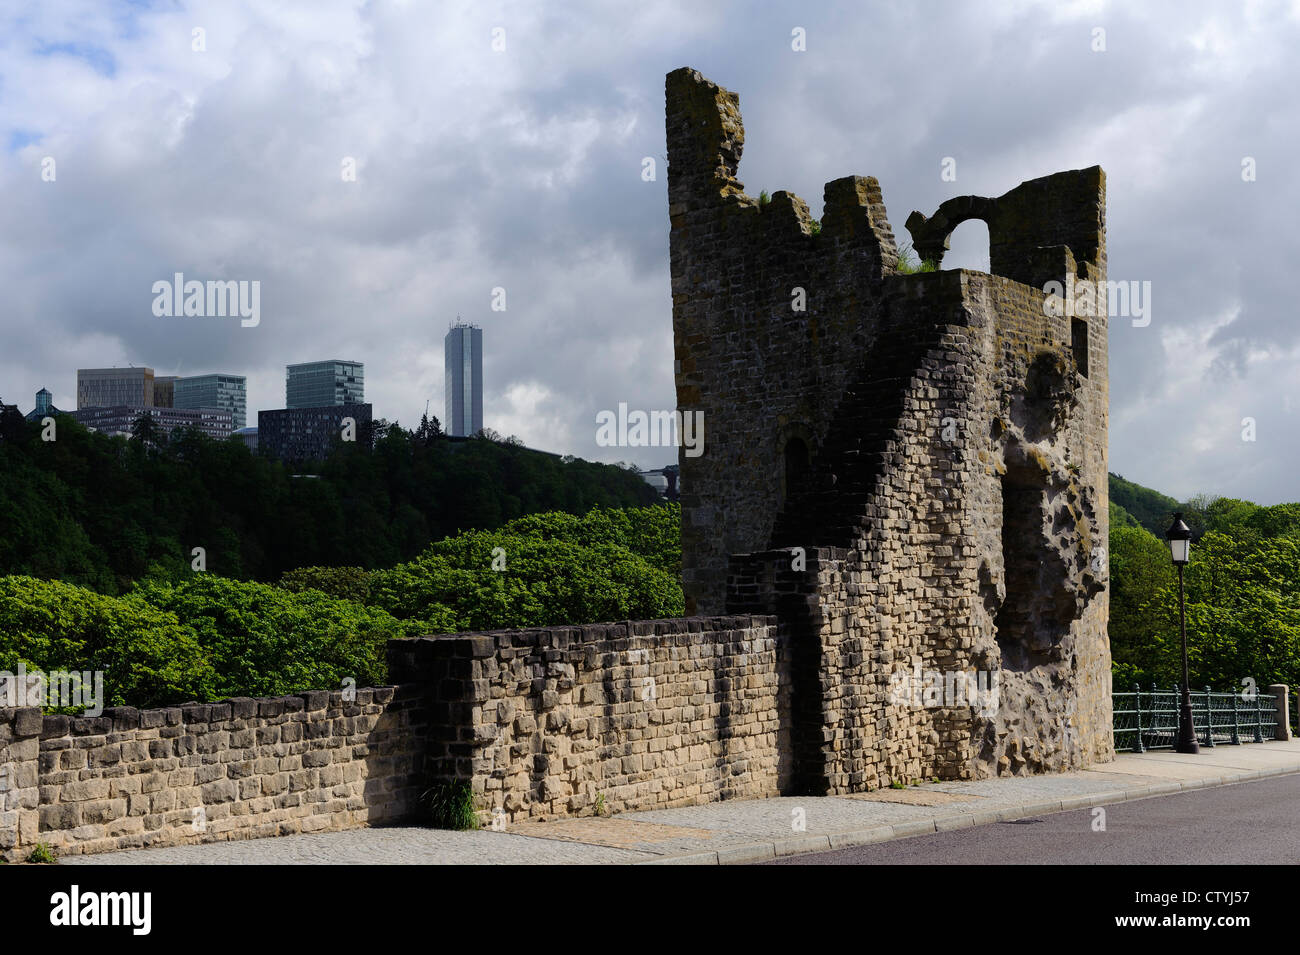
[1112,684,1279,753]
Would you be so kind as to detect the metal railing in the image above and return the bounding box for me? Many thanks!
[1112,684,1279,753]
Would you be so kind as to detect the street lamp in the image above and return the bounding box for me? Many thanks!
[1165,512,1199,754]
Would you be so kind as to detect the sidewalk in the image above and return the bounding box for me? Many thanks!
[62,740,1300,865]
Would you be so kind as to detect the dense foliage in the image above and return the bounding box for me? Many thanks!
[0,576,215,708]
[1107,478,1300,692]
[5,413,1300,710]
[0,409,658,594]
[132,576,426,699]
[0,504,683,707]
[365,503,683,631]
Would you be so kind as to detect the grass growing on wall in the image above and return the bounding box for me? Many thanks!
[894,241,937,274]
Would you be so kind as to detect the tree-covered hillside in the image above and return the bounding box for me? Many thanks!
[0,504,682,708]
[1107,473,1300,692]
[1108,473,1180,535]
[0,408,658,594]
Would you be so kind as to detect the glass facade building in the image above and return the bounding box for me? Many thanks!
[258,404,371,463]
[24,388,63,423]
[174,374,248,430]
[70,405,234,440]
[77,367,155,409]
[285,360,364,409]
[444,324,483,437]
[153,376,177,408]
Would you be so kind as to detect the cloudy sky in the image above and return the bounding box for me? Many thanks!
[2,0,1297,503]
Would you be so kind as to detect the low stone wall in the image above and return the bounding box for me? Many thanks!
[1,614,784,858]
[1,686,427,860]
[393,615,789,822]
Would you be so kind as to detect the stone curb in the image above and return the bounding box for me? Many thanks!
[635,764,1300,865]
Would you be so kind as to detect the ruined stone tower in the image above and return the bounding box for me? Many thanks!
[667,68,1113,788]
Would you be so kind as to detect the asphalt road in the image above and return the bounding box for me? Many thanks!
[767,773,1300,864]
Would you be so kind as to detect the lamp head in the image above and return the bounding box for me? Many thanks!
[1165,512,1192,566]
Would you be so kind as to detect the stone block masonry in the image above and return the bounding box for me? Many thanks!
[1,687,428,859]
[667,66,1113,781]
[392,616,789,821]
[1,615,784,857]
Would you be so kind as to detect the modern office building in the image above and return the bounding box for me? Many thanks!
[258,403,371,463]
[70,405,234,441]
[175,374,248,430]
[77,367,155,409]
[23,388,64,423]
[153,376,177,408]
[285,360,364,409]
[232,426,258,451]
[444,323,482,437]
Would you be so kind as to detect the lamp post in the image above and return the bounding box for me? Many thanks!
[1165,512,1199,754]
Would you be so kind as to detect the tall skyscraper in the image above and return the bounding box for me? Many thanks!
[175,374,248,430]
[285,360,364,408]
[444,323,482,437]
[77,367,155,409]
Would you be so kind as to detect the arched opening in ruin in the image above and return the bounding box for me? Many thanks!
[942,219,990,273]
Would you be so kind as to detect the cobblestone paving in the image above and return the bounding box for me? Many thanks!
[843,788,982,806]
[505,818,721,851]
[62,827,653,865]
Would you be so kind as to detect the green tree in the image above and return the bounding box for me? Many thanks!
[0,576,216,708]
[1107,523,1173,683]
[0,412,658,592]
[1138,533,1300,690]
[132,575,426,698]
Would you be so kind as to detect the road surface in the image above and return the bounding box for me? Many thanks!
[767,774,1300,864]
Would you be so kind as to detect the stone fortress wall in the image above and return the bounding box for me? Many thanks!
[666,67,1113,788]
[3,617,785,858]
[1,67,1116,859]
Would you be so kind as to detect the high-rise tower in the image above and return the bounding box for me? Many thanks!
[444,322,483,437]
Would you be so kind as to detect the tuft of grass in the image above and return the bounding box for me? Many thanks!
[894,242,938,274]
[593,792,608,817]
[27,843,56,864]
[758,190,771,207]
[424,781,480,831]
[889,779,907,790]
